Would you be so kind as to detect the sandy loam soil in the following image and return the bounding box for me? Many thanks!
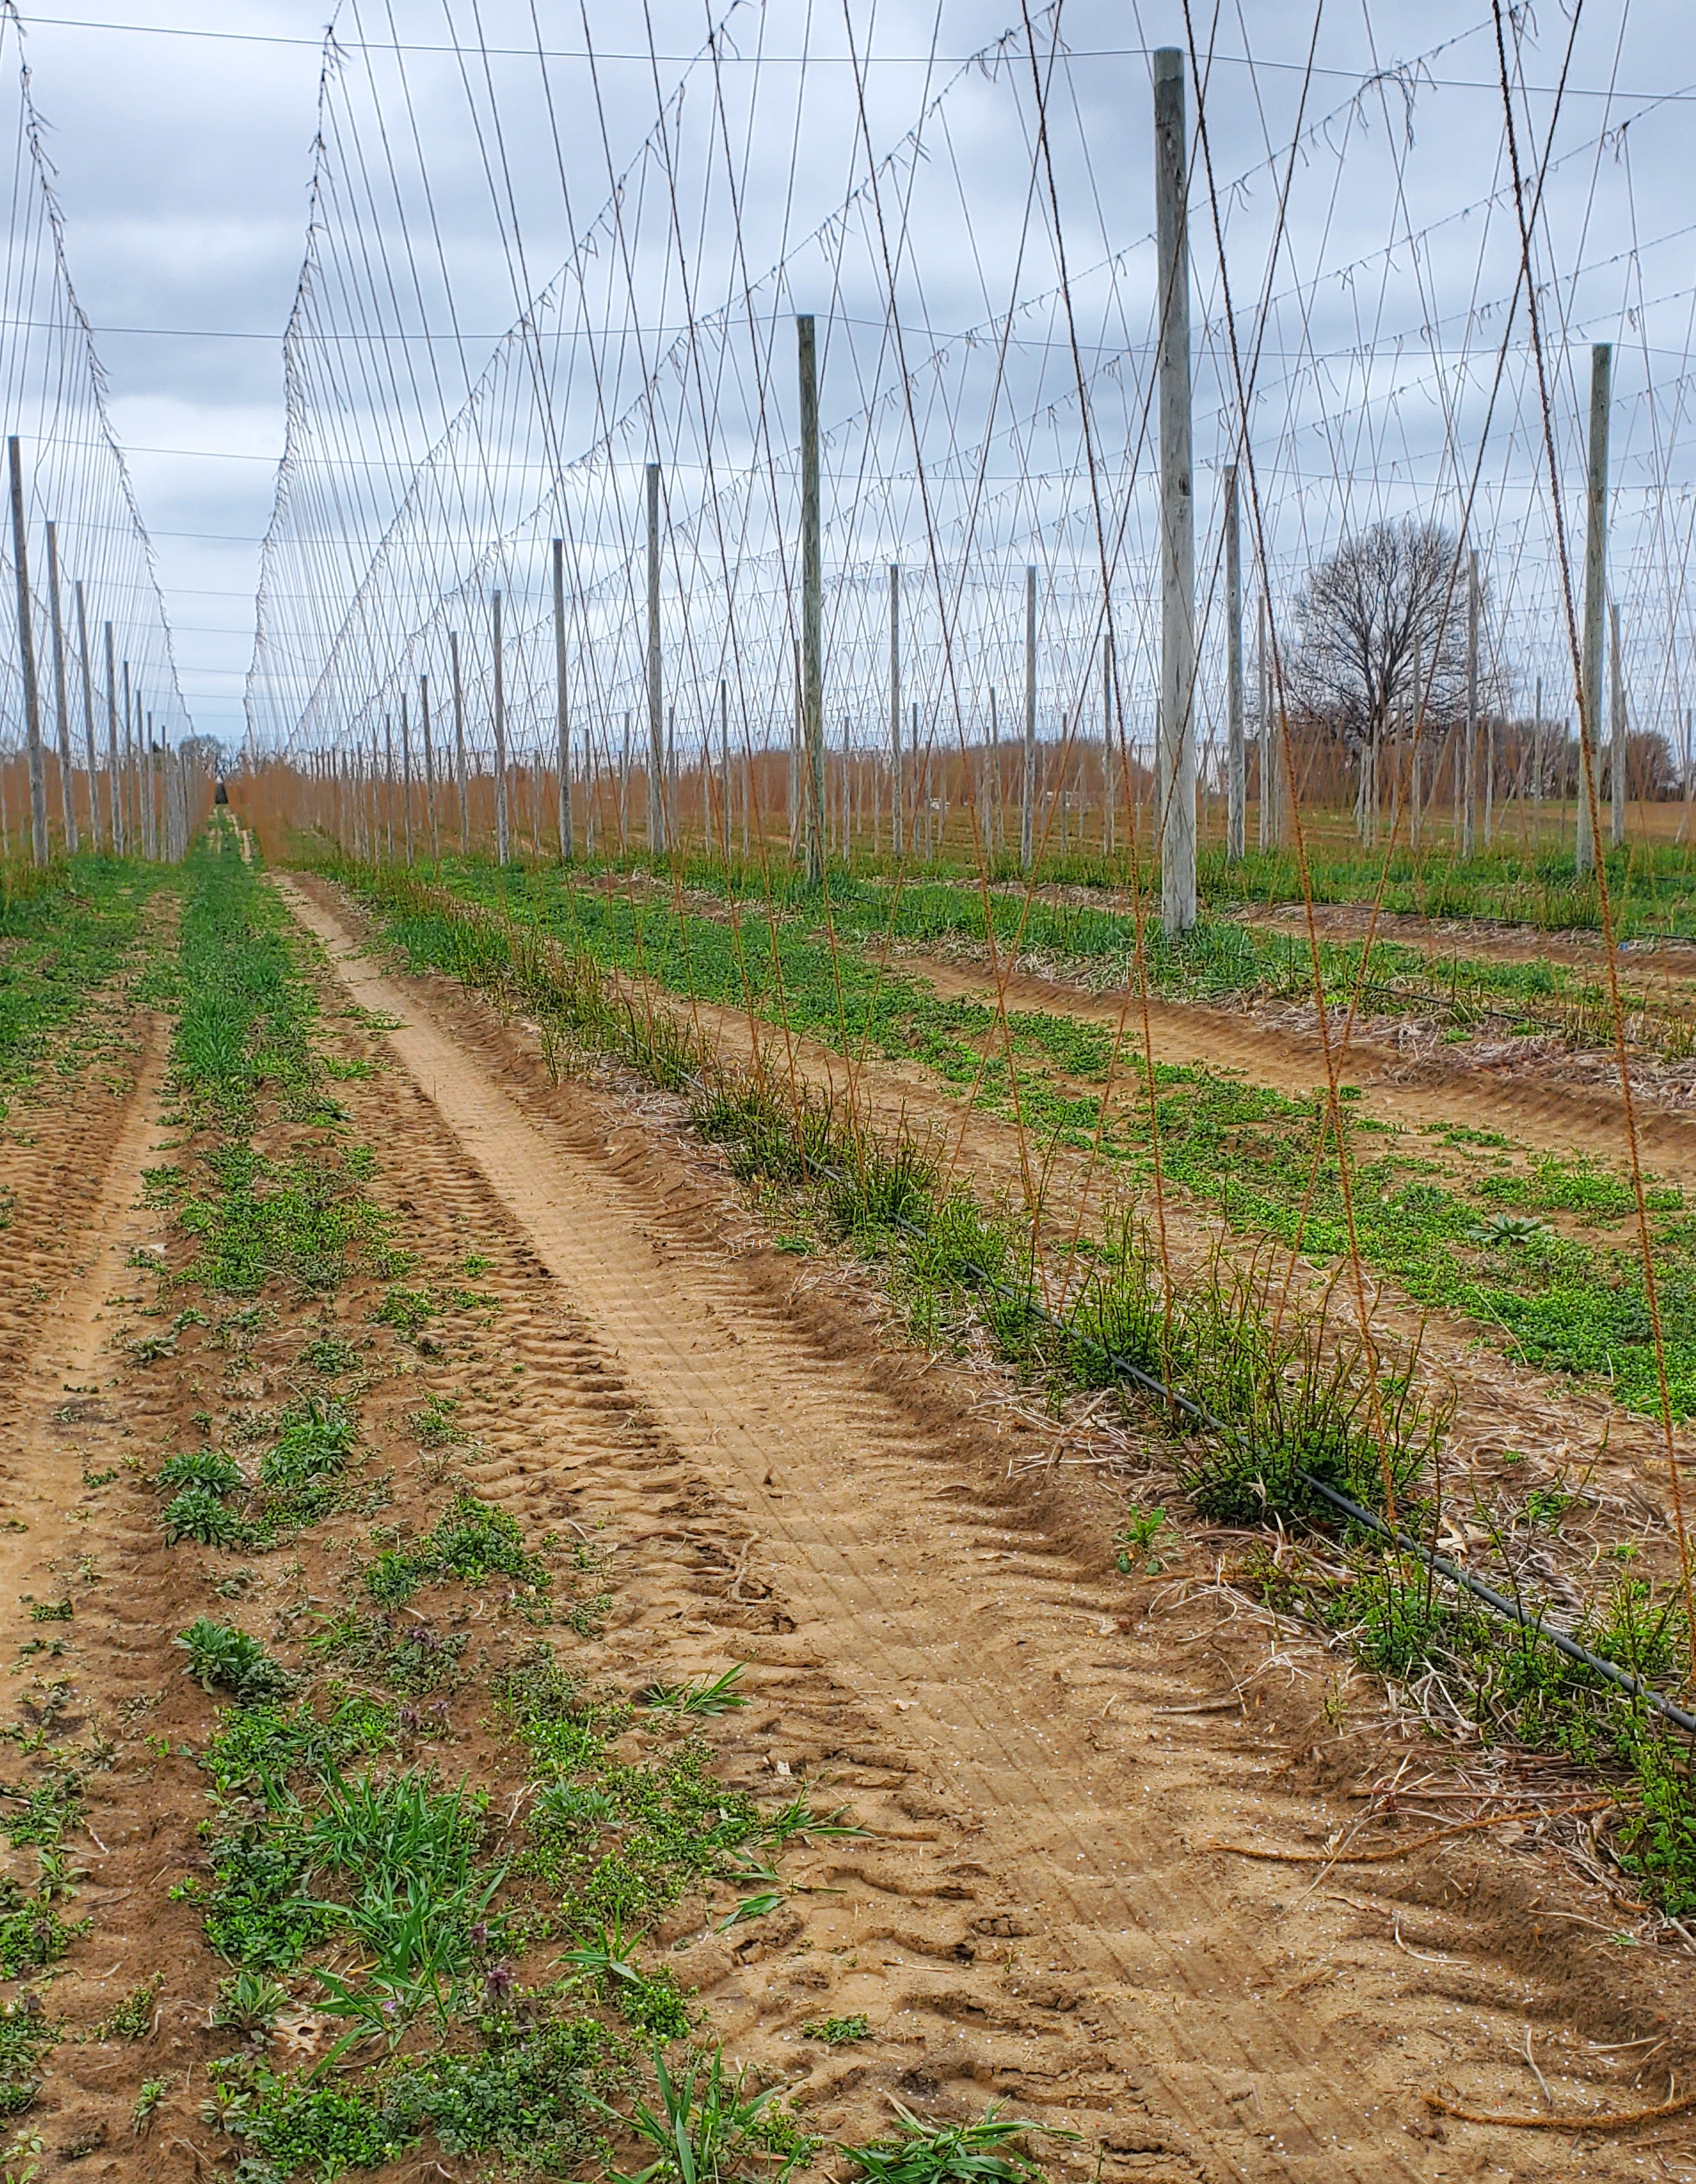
[890,951,1696,1188]
[215,869,1696,2184]
[532,915,1695,1566]
[0,861,1690,2178]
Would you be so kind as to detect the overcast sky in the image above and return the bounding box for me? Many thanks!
[12,1,1694,748]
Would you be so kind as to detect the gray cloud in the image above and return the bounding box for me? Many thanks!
[11,1,1693,747]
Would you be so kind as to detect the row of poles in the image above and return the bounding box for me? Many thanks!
[4,436,198,864]
[308,52,1625,932]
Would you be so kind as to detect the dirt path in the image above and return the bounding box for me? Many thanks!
[0,1009,220,2160]
[0,929,164,1406]
[618,948,1690,1522]
[1239,900,1696,983]
[903,953,1696,1191]
[279,874,1696,2184]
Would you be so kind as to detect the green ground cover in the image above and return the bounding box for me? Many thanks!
[350,859,1696,1421]
[302,857,1696,1919]
[0,853,169,1105]
[604,830,1696,940]
[460,852,1677,1050]
[1196,836,1696,938]
[139,834,1050,2183]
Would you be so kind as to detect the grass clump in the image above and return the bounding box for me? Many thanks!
[611,2044,818,2184]
[361,1493,549,1608]
[1280,1548,1696,1913]
[0,1999,52,2118]
[802,2013,869,2044]
[176,1620,295,1705]
[842,2103,1072,2184]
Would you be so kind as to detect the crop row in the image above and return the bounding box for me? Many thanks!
[331,853,1696,1922]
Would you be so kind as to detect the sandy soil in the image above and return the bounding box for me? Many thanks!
[250,872,1696,2184]
[885,954,1696,1194]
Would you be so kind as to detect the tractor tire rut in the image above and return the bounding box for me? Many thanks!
[275,873,1690,2184]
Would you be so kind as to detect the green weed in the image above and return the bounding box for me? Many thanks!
[157,1449,244,1494]
[802,2014,868,2044]
[607,2044,817,2184]
[176,1620,294,1705]
[637,1668,748,1718]
[0,1998,51,2119]
[209,1970,286,2044]
[361,1493,550,1606]
[842,2102,1074,2184]
[94,1975,161,2042]
[1115,1505,1174,1575]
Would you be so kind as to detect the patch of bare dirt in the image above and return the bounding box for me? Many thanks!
[281,872,1696,2184]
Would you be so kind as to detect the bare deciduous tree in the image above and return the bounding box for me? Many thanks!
[1288,518,1473,748]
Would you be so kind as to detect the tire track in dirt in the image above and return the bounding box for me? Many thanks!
[0,1014,167,1576]
[0,953,162,1411]
[346,1085,1181,2171]
[277,872,1616,2184]
[0,1009,220,2160]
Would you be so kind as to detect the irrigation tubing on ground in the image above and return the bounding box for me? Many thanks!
[441,897,1696,1740]
[794,1133,1696,1739]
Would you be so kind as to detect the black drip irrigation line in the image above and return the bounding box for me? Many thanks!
[420,887,1696,1740]
[801,1139,1696,1740]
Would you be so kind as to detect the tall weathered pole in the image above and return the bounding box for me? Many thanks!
[1021,564,1036,871]
[399,689,414,865]
[797,315,826,885]
[1462,549,1479,859]
[719,676,732,864]
[552,537,572,860]
[1532,671,1544,839]
[44,522,76,851]
[1608,601,1626,851]
[74,583,102,848]
[141,703,156,860]
[492,589,509,865]
[1257,590,1272,851]
[420,674,439,860]
[1577,341,1610,876]
[1154,48,1197,933]
[1410,640,1424,851]
[1224,463,1244,861]
[7,437,48,864]
[102,620,123,853]
[889,563,903,857]
[788,639,801,854]
[1102,631,1116,857]
[450,630,468,852]
[382,714,396,861]
[121,658,133,854]
[645,463,665,856]
[988,686,1001,858]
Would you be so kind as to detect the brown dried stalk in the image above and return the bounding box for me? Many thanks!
[1210,1797,1612,1866]
[1424,2085,1696,2133]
